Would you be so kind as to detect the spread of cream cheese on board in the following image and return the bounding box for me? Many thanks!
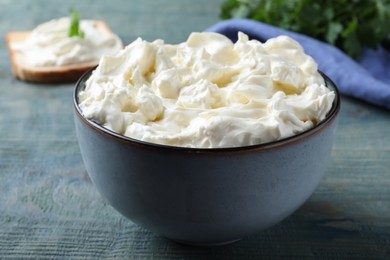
[78,32,335,148]
[11,17,122,67]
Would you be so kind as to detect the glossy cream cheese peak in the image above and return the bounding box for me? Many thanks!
[11,17,122,67]
[78,32,335,148]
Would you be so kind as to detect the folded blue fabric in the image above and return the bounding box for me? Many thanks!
[206,19,390,109]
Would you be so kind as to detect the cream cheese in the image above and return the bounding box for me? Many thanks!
[78,32,335,148]
[11,17,122,67]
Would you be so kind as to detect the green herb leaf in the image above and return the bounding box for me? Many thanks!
[68,8,84,39]
[326,22,343,45]
[220,0,390,58]
[232,4,251,18]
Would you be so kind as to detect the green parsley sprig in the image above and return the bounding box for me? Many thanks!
[68,9,84,39]
[220,0,390,58]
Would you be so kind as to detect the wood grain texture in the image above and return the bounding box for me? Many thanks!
[1,0,390,259]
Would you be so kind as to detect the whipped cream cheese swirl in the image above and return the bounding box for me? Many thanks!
[12,17,122,67]
[78,32,335,148]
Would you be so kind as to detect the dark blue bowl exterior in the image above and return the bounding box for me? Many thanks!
[74,69,340,245]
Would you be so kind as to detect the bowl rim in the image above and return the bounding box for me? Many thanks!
[73,67,340,153]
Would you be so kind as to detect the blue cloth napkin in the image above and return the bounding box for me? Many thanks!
[206,19,390,109]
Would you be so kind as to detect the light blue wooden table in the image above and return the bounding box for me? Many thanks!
[0,0,389,259]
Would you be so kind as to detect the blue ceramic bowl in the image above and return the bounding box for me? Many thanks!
[73,69,340,246]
